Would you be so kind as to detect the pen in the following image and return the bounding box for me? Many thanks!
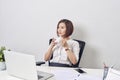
[78,74,80,77]
[74,74,80,80]
[103,62,115,68]
[103,62,109,80]
[103,62,107,68]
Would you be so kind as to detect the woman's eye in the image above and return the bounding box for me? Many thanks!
[61,27,64,29]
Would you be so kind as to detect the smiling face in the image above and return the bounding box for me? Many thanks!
[57,22,66,37]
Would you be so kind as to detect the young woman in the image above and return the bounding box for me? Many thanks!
[44,19,80,67]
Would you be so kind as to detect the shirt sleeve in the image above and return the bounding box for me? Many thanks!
[72,41,80,62]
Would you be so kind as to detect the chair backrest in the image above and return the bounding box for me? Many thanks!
[48,39,85,67]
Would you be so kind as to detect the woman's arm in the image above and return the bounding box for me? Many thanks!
[44,39,56,61]
[65,48,78,64]
[62,40,79,65]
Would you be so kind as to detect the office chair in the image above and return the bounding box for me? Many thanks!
[36,39,85,68]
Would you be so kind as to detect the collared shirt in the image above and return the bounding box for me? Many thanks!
[50,39,80,65]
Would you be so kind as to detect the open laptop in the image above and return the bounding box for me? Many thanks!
[4,50,54,80]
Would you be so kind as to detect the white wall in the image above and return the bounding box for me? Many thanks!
[0,0,120,70]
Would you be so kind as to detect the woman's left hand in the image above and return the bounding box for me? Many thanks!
[61,39,68,48]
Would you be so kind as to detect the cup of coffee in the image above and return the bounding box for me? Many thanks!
[54,37,62,43]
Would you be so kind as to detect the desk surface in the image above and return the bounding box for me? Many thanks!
[0,66,103,80]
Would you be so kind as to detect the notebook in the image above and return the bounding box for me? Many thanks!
[4,50,54,80]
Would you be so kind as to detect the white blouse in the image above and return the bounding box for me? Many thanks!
[50,39,80,65]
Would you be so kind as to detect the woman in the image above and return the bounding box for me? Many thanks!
[44,19,80,67]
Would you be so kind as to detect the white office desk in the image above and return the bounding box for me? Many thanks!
[37,66,103,80]
[0,66,103,80]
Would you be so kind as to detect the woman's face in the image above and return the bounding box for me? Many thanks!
[57,22,66,37]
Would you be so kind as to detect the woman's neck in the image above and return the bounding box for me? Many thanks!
[61,37,70,40]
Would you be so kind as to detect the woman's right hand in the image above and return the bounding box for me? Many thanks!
[50,38,57,47]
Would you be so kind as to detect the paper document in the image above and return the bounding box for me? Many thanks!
[72,74,102,80]
[51,68,101,80]
[51,69,78,80]
[106,68,120,80]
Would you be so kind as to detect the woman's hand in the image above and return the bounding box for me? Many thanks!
[61,39,69,48]
[44,38,57,61]
[49,38,57,48]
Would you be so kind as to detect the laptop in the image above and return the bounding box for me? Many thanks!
[4,50,54,80]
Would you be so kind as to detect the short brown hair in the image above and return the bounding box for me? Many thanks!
[57,19,74,37]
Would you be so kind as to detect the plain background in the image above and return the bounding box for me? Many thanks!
[0,0,120,70]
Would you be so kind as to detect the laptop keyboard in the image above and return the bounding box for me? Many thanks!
[37,71,54,80]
